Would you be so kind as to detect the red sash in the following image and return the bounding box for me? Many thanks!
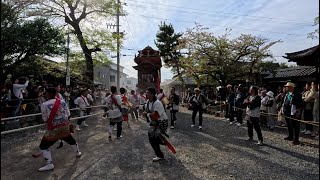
[111,95,121,110]
[149,112,160,121]
[162,135,176,154]
[47,97,61,131]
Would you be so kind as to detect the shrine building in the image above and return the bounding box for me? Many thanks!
[133,46,162,92]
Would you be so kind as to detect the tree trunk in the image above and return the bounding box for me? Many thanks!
[73,24,94,86]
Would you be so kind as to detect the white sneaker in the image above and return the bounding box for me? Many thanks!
[83,122,89,127]
[236,123,241,127]
[257,140,264,146]
[199,126,202,130]
[304,130,312,135]
[190,124,195,127]
[229,122,233,125]
[301,129,307,133]
[38,163,54,172]
[76,152,82,157]
[75,125,81,131]
[170,126,175,129]
[152,157,163,162]
[114,128,117,131]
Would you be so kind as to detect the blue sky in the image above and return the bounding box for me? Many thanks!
[115,0,319,82]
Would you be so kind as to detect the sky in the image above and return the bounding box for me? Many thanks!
[113,0,319,82]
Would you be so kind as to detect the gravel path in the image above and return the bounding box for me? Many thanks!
[1,108,319,180]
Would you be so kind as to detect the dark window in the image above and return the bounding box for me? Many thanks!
[110,75,115,82]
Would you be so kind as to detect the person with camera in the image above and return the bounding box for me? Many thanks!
[38,86,81,172]
[243,86,263,146]
[143,87,168,162]
[104,86,123,140]
[12,76,29,116]
[167,87,180,129]
[189,88,209,130]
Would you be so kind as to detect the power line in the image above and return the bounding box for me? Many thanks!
[123,14,139,52]
[132,13,307,37]
[125,2,312,27]
[125,0,314,24]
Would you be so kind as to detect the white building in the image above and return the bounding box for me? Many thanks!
[94,62,128,90]
[126,77,138,92]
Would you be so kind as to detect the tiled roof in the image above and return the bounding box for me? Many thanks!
[284,45,319,60]
[160,76,196,86]
[265,66,316,79]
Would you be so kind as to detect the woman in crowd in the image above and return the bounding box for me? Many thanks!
[266,91,277,131]
[243,86,263,146]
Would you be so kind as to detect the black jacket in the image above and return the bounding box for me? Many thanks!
[169,93,179,105]
[244,95,261,110]
[234,92,245,108]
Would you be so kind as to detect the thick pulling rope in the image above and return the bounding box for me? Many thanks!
[169,103,319,127]
[232,107,319,127]
[1,105,105,121]
[1,112,104,135]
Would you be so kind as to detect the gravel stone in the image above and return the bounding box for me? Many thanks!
[1,108,319,180]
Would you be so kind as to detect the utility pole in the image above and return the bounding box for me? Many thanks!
[106,0,124,90]
[116,0,120,90]
[66,32,70,86]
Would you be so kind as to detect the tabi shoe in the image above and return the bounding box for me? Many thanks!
[71,144,82,157]
[300,129,307,133]
[304,130,312,135]
[199,126,202,130]
[38,150,54,172]
[257,140,264,146]
[75,125,81,131]
[152,157,163,162]
[82,121,89,127]
[38,163,54,172]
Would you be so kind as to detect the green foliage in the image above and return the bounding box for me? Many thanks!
[180,24,281,86]
[155,21,183,75]
[1,2,65,79]
[308,16,319,39]
[9,56,82,85]
[25,0,122,85]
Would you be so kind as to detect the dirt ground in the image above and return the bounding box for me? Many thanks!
[1,108,319,180]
